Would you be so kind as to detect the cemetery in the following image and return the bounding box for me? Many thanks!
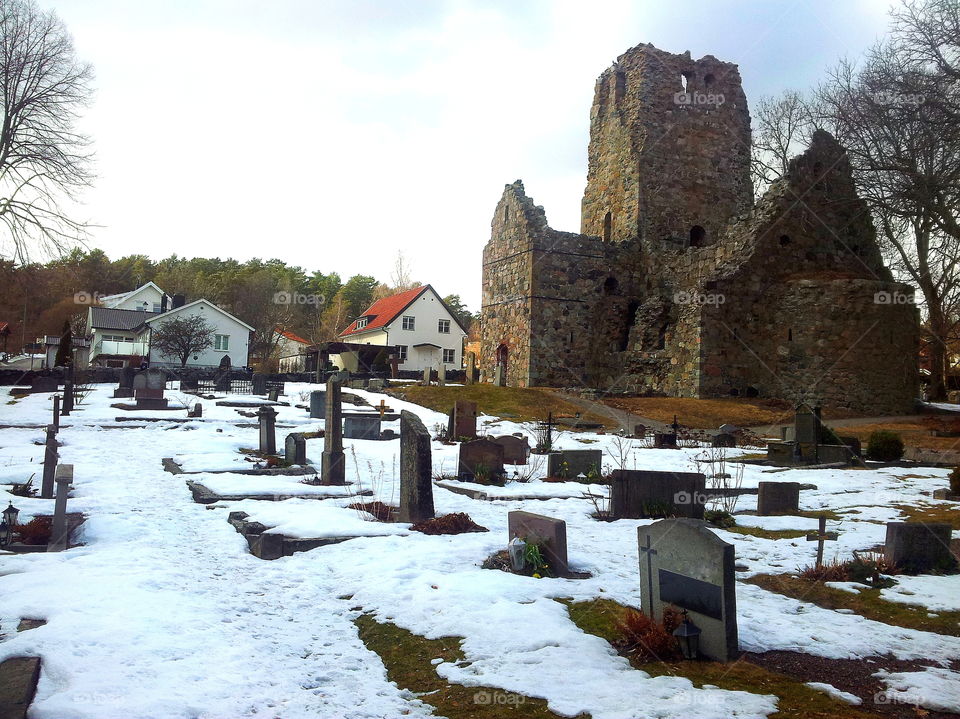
[2,377,960,719]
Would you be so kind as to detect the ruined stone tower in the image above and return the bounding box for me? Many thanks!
[480,43,918,414]
[581,45,752,246]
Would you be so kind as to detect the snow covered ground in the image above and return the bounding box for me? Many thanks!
[1,383,959,718]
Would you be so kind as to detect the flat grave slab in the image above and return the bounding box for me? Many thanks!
[186,477,364,504]
[436,479,606,501]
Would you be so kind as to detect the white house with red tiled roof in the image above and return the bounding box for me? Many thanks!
[339,285,467,372]
[275,327,312,372]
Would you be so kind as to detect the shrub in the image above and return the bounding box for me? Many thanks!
[613,606,683,661]
[15,516,52,545]
[348,501,395,522]
[410,513,488,535]
[866,430,905,461]
[949,467,960,495]
[798,552,899,586]
[704,510,737,529]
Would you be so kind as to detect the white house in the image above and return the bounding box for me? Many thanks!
[338,285,467,372]
[274,328,312,372]
[86,282,253,368]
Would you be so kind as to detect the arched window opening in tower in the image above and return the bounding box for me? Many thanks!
[603,211,612,242]
[689,225,706,248]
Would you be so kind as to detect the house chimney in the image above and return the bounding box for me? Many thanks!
[172,294,186,309]
[160,295,168,313]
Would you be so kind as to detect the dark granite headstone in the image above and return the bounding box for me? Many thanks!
[633,424,646,438]
[30,376,58,393]
[309,390,326,419]
[344,415,381,440]
[712,433,736,448]
[794,406,818,444]
[884,522,955,574]
[610,470,706,520]
[493,435,529,465]
[119,367,137,389]
[285,432,307,465]
[398,410,434,523]
[756,481,800,515]
[252,374,267,395]
[546,450,603,479]
[133,368,166,391]
[508,511,569,577]
[639,519,737,662]
[654,432,678,449]
[41,425,58,499]
[458,438,504,481]
[447,400,478,440]
[258,406,277,455]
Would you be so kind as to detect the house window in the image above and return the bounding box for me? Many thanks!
[442,349,455,364]
[214,334,229,351]
[152,303,162,313]
[438,319,450,334]
[356,318,368,329]
[397,345,408,361]
[402,316,415,330]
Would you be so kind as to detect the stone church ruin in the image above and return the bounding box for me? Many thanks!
[480,43,918,415]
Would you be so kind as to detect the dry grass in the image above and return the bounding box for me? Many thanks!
[392,385,616,428]
[841,420,960,453]
[891,502,960,530]
[598,396,848,429]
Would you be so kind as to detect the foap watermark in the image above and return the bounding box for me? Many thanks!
[872,90,925,106]
[73,290,105,305]
[673,290,725,306]
[674,490,711,506]
[673,91,725,107]
[473,690,526,706]
[874,690,923,707]
[873,291,914,305]
[273,291,325,306]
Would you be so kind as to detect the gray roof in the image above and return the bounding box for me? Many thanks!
[89,307,151,331]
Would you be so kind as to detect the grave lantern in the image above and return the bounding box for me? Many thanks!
[672,610,701,660]
[508,536,526,572]
[0,502,19,546]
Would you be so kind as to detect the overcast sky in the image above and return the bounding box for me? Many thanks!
[46,0,895,309]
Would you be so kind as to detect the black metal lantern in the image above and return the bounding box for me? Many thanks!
[673,610,701,660]
[0,502,19,546]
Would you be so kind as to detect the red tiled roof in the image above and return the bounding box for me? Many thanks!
[275,327,311,345]
[340,285,429,337]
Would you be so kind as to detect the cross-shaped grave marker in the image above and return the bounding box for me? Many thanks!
[377,399,392,418]
[806,515,839,567]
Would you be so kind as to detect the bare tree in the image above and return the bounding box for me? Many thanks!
[0,0,94,264]
[750,90,812,197]
[810,0,960,399]
[149,314,214,367]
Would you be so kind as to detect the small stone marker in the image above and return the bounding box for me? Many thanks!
[466,352,476,385]
[653,432,678,449]
[267,387,280,402]
[794,404,820,444]
[756,481,800,515]
[639,519,738,662]
[508,511,569,577]
[285,433,307,465]
[321,378,345,485]
[885,522,955,574]
[47,464,73,552]
[493,435,529,465]
[61,367,74,415]
[712,433,736,448]
[547,450,603,479]
[257,406,277,455]
[41,425,58,500]
[806,516,839,567]
[493,364,506,386]
[437,365,446,387]
[30,375,58,393]
[610,470,706,520]
[368,378,385,391]
[447,400,478,440]
[52,395,60,430]
[398,410,434,523]
[421,367,431,386]
[188,403,202,418]
[309,390,326,418]
[343,415,381,440]
[458,438,505,482]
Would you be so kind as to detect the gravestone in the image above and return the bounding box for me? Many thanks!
[30,376,58,393]
[465,352,476,385]
[41,425,58,499]
[638,519,738,662]
[368,378,385,391]
[389,354,399,379]
[458,438,504,482]
[712,433,736,448]
[215,374,231,392]
[493,435,529,465]
[633,424,646,438]
[343,415,381,440]
[493,365,506,386]
[119,367,137,389]
[421,367,431,387]
[884,522,955,574]
[133,368,166,391]
[285,432,307,465]
[437,367,446,387]
[252,374,267,395]
[62,366,74,414]
[257,406,277,455]
[756,481,800,515]
[610,470,706,520]
[718,423,739,435]
[309,390,326,419]
[398,410,434,523]
[48,464,73,552]
[508,511,569,577]
[447,400,478,440]
[546,450,603,480]
[321,378,345,485]
[794,405,819,444]
[267,388,280,402]
[188,403,202,418]
[52,395,60,430]
[653,432,678,449]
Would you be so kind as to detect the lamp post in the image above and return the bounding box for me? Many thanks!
[672,610,701,660]
[1,502,20,546]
